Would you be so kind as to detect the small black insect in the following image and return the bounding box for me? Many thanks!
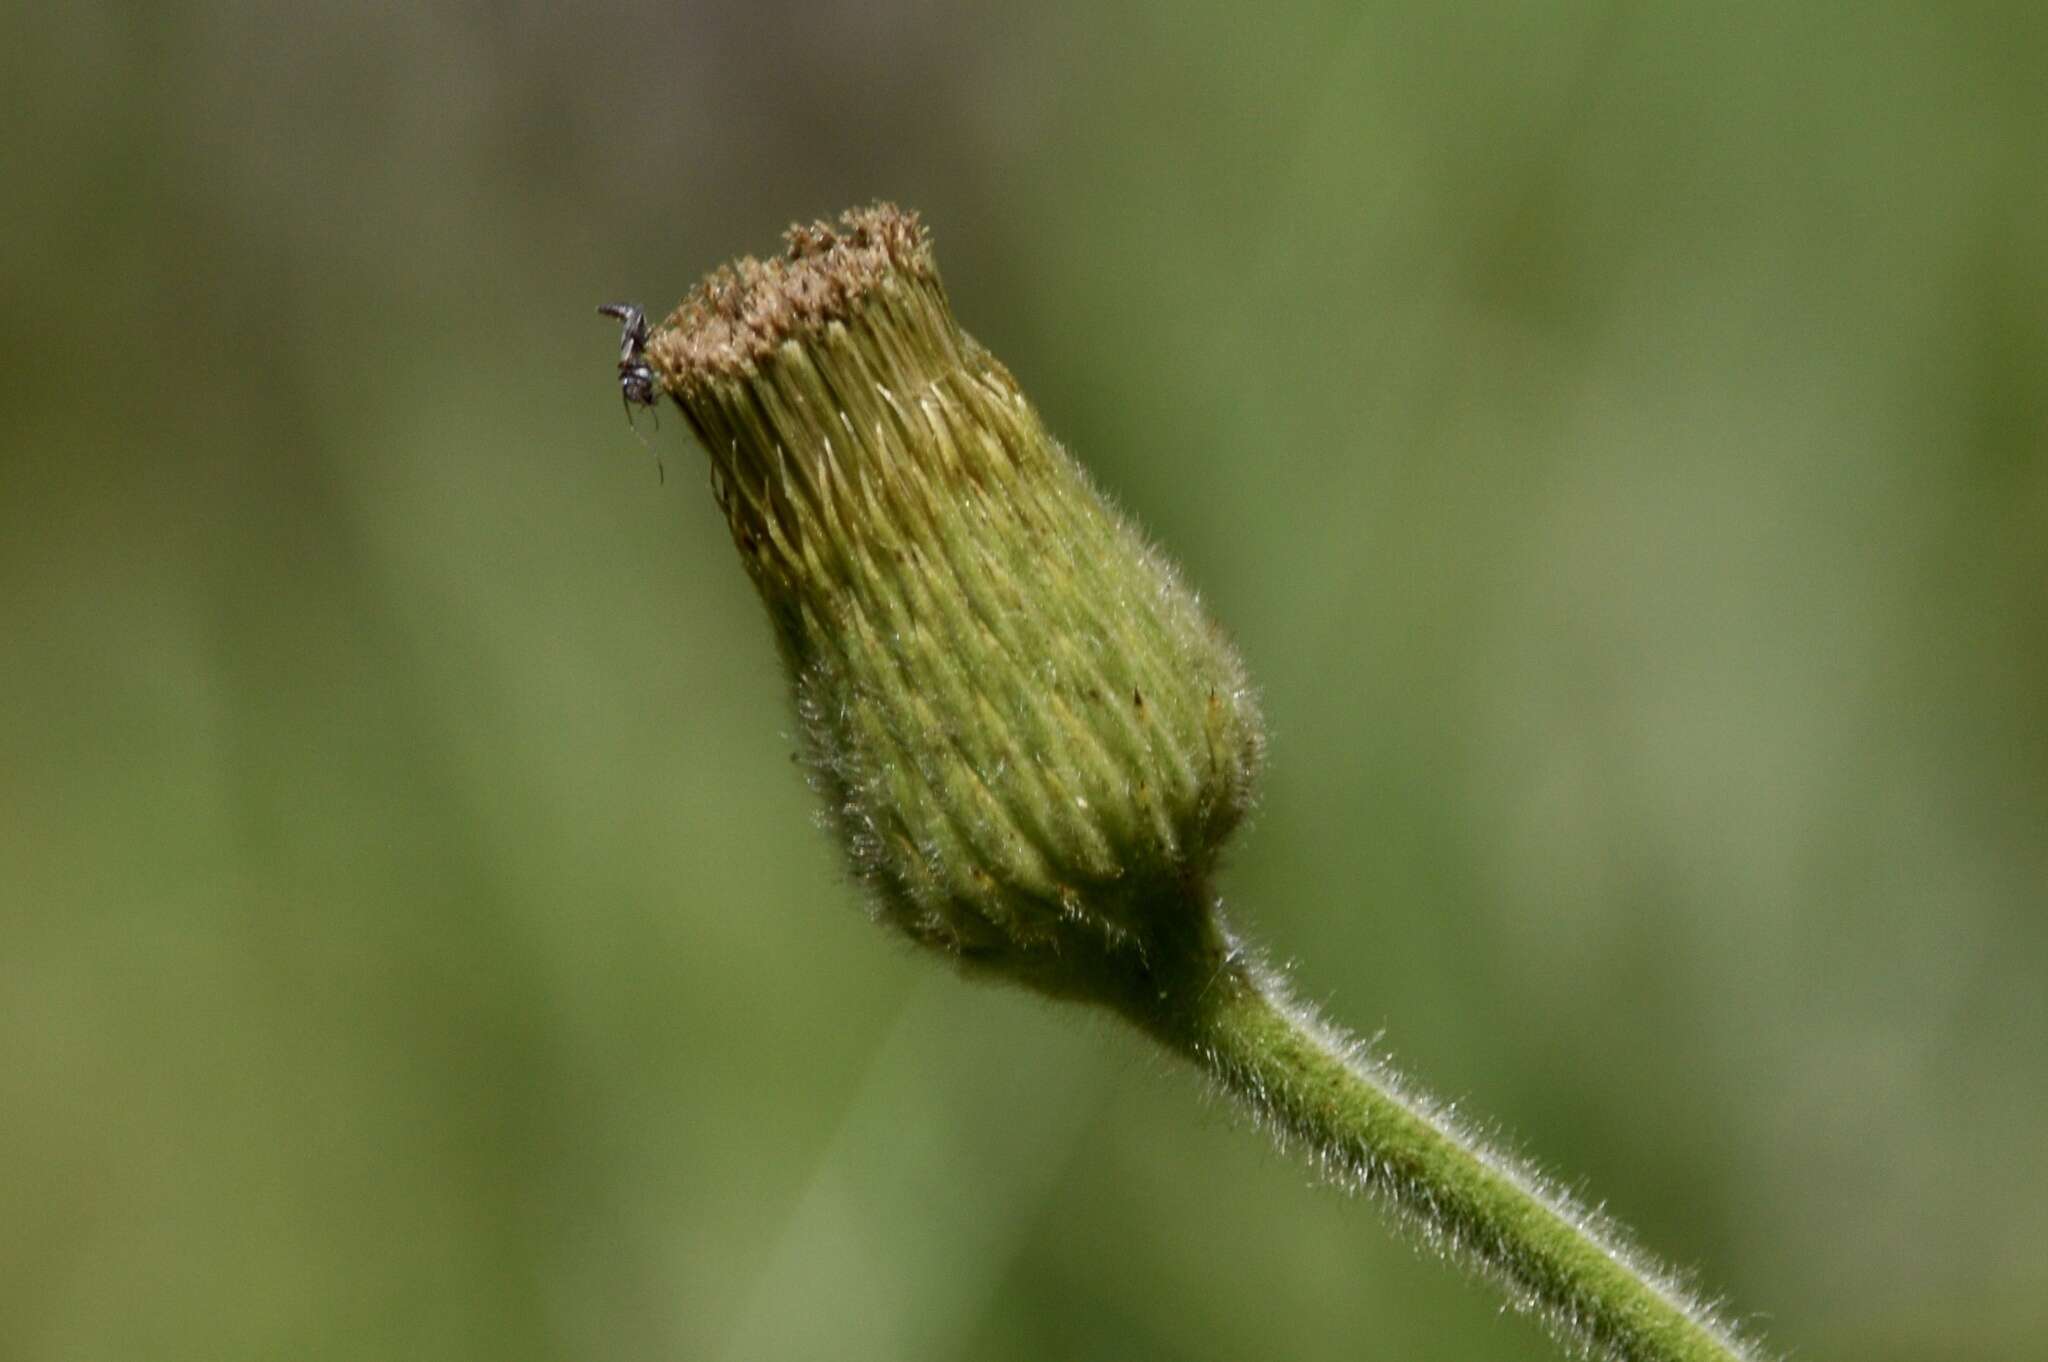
[598,302,664,480]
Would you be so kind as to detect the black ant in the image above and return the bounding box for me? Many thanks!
[598,302,665,482]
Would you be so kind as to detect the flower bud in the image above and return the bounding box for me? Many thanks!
[646,205,1263,1007]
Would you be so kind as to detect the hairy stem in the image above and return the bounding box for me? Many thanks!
[1127,939,1758,1362]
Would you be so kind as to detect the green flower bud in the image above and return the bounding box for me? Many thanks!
[646,204,1263,1008]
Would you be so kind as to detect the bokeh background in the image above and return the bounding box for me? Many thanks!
[5,3,2044,1359]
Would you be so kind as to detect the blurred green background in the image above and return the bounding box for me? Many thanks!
[5,3,2044,1359]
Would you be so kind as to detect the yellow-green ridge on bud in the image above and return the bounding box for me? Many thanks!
[646,204,1263,1006]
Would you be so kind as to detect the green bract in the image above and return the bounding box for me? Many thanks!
[648,205,1263,1005]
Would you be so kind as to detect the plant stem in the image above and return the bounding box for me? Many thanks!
[1129,943,1758,1362]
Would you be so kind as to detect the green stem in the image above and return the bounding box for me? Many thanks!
[1129,945,1758,1362]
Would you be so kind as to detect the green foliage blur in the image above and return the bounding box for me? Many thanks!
[4,4,2043,1359]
